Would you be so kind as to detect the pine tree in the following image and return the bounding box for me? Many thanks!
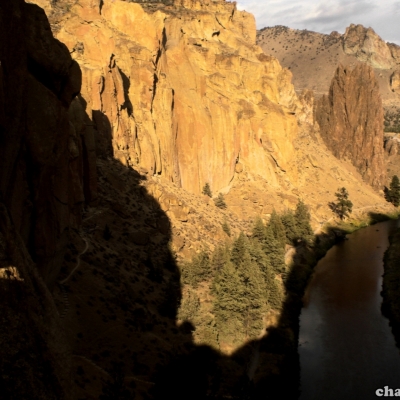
[182,250,211,287]
[252,217,266,243]
[329,187,353,220]
[238,252,267,338]
[231,232,249,266]
[213,260,245,338]
[387,175,400,207]
[263,226,286,274]
[222,221,231,236]
[212,245,231,273]
[178,288,200,322]
[248,237,282,310]
[267,210,286,248]
[294,200,314,244]
[202,182,212,197]
[281,210,299,245]
[263,265,283,310]
[214,193,227,209]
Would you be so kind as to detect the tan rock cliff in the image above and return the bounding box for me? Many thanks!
[36,0,300,195]
[315,64,386,188]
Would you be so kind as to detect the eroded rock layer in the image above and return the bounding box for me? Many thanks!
[316,64,386,188]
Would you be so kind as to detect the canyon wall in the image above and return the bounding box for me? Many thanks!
[38,0,300,195]
[0,0,96,286]
[315,64,386,189]
[0,1,94,398]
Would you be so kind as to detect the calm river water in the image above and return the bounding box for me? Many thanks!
[299,219,400,400]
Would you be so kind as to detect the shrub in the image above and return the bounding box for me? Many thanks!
[222,221,231,236]
[214,193,227,209]
[202,183,212,197]
[385,175,400,207]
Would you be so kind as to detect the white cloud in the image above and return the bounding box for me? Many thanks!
[236,0,400,44]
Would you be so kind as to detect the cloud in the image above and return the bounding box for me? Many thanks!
[236,0,400,44]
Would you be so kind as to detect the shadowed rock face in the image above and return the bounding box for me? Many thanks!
[0,1,96,286]
[315,64,386,189]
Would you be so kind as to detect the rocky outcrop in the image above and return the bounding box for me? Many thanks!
[0,2,96,398]
[315,64,386,189]
[34,0,299,195]
[391,70,400,94]
[0,1,95,287]
[342,24,396,69]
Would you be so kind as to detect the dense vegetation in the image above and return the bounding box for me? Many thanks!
[384,111,400,133]
[385,175,400,207]
[178,200,314,347]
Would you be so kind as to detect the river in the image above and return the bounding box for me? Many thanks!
[299,219,400,400]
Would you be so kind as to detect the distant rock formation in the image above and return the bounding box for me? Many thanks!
[257,24,400,111]
[342,24,396,69]
[315,64,386,189]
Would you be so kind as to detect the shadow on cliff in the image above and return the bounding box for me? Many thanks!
[66,95,374,400]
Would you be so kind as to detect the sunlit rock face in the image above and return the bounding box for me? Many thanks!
[316,63,386,189]
[343,24,395,70]
[33,0,300,195]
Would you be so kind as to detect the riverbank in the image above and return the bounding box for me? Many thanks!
[299,218,400,399]
[382,224,400,349]
[262,208,400,399]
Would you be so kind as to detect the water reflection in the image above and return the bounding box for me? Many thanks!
[299,220,400,400]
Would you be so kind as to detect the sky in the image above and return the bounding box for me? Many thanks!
[236,0,400,45]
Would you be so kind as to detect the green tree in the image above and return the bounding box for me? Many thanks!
[213,260,245,338]
[181,250,211,287]
[263,264,283,310]
[329,187,353,220]
[222,221,231,236]
[386,175,400,207]
[252,217,266,242]
[202,182,212,197]
[231,232,248,266]
[214,193,227,209]
[294,200,314,244]
[212,245,231,273]
[248,238,281,309]
[267,210,286,248]
[238,252,267,339]
[178,288,200,322]
[281,210,299,245]
[263,227,286,275]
